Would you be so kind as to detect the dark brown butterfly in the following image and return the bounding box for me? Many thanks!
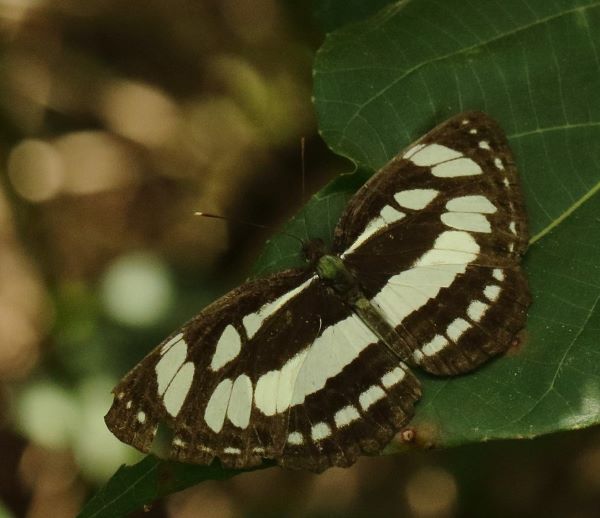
[105,112,530,472]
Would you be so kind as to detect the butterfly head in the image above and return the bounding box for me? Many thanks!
[302,238,327,266]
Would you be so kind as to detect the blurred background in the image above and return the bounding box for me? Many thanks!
[0,1,599,517]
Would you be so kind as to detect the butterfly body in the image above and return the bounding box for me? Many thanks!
[106,112,530,472]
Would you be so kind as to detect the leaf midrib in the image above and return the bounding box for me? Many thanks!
[83,461,158,518]
[528,179,600,245]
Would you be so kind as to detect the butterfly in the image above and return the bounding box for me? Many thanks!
[105,112,530,472]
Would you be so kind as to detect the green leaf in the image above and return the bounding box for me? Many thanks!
[83,0,600,514]
[78,455,271,518]
[268,0,600,446]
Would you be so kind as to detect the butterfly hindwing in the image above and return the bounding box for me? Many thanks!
[282,342,420,471]
[335,112,530,375]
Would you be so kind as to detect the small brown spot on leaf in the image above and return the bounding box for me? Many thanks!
[400,427,415,443]
[389,422,439,452]
[506,329,528,356]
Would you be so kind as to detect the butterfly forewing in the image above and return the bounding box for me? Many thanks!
[335,112,530,375]
[106,268,314,465]
[106,111,529,471]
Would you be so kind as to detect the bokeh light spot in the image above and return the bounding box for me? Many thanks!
[100,252,174,327]
[99,79,180,147]
[8,139,64,202]
[17,382,78,450]
[55,131,140,195]
[405,466,458,518]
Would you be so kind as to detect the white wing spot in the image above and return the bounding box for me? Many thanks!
[211,325,242,371]
[344,221,385,255]
[204,378,233,433]
[359,385,386,411]
[254,369,280,416]
[381,366,406,388]
[467,300,489,322]
[160,333,184,355]
[126,400,132,409]
[421,335,449,356]
[509,221,517,234]
[227,374,253,429]
[163,361,195,417]
[137,411,146,424]
[433,230,480,254]
[277,348,310,413]
[242,277,316,339]
[380,205,405,224]
[287,431,304,445]
[156,338,188,396]
[403,143,426,160]
[394,189,439,210]
[373,231,479,328]
[446,195,496,214]
[343,205,405,255]
[241,313,262,339]
[503,177,510,188]
[441,212,491,233]
[289,315,378,408]
[432,157,483,178]
[493,269,505,281]
[469,128,478,134]
[413,350,424,362]
[484,285,501,302]
[494,157,505,170]
[479,140,491,150]
[255,346,312,416]
[311,422,332,442]
[224,447,241,455]
[173,437,185,447]
[417,230,479,266]
[409,144,462,166]
[446,317,471,342]
[334,405,360,428]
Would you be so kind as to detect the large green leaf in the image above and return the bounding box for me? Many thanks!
[306,0,600,447]
[81,0,600,515]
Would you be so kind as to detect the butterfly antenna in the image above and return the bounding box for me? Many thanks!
[301,136,306,204]
[195,211,305,248]
[194,211,268,229]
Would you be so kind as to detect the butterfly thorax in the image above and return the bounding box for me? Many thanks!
[303,239,358,295]
[315,253,413,361]
[316,255,356,295]
[303,238,362,302]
